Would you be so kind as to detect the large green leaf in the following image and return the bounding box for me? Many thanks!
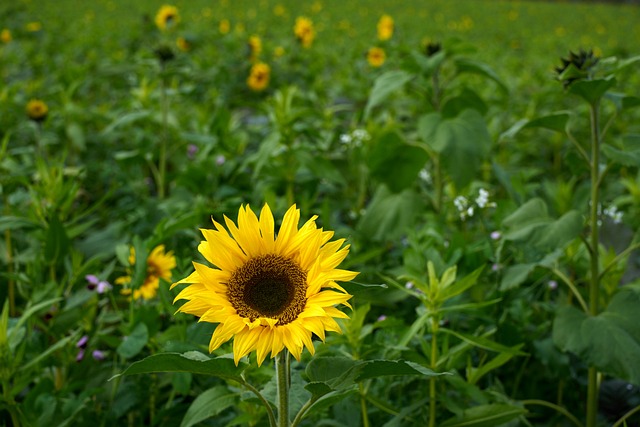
[357,186,423,241]
[523,112,571,133]
[114,351,248,382]
[117,322,149,359]
[367,131,429,193]
[180,386,238,427]
[418,109,491,189]
[553,285,640,385]
[454,58,508,93]
[569,76,616,106]
[602,134,640,167]
[364,70,413,119]
[441,403,526,427]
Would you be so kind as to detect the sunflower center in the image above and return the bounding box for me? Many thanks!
[227,254,307,325]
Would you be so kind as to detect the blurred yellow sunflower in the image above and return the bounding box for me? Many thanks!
[1,29,11,43]
[377,14,394,41]
[294,16,315,48]
[26,99,48,122]
[116,245,176,300]
[247,62,270,92]
[248,35,262,60]
[367,47,386,67]
[155,5,180,31]
[176,36,191,52]
[171,204,358,366]
[25,22,42,32]
[219,19,230,34]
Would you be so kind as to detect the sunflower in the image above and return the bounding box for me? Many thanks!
[1,29,11,44]
[248,35,262,60]
[26,99,48,122]
[293,16,315,48]
[171,204,358,366]
[377,14,394,41]
[155,5,180,31]
[116,245,176,300]
[367,47,386,67]
[247,62,270,92]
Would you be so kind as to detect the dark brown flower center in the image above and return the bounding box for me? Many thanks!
[227,254,307,325]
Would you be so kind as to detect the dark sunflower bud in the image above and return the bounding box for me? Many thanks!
[424,41,442,57]
[154,44,175,63]
[555,49,599,88]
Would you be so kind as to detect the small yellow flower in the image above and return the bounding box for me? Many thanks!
[247,62,270,92]
[248,35,262,60]
[1,29,11,43]
[294,16,315,48]
[377,14,394,41]
[176,36,191,52]
[155,5,180,31]
[273,5,286,17]
[219,19,230,34]
[116,245,176,300]
[26,99,48,122]
[171,204,358,366]
[274,46,285,58]
[367,47,386,67]
[25,22,42,32]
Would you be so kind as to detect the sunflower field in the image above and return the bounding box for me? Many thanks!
[2,0,640,426]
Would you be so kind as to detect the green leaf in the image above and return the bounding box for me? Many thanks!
[101,110,152,135]
[602,135,640,167]
[180,386,237,427]
[553,286,640,385]
[441,329,527,356]
[116,323,149,359]
[418,109,492,189]
[0,216,40,233]
[569,77,616,106]
[535,210,583,251]
[129,236,150,291]
[364,70,413,119]
[44,214,70,264]
[441,403,526,427]
[466,350,522,385]
[500,263,536,291]
[523,112,571,133]
[20,333,78,372]
[357,186,423,241]
[355,359,444,381]
[441,88,488,118]
[454,58,508,94]
[438,266,484,301]
[502,198,548,228]
[368,131,429,193]
[114,352,248,382]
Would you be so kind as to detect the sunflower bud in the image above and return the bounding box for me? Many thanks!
[154,44,175,63]
[555,49,599,88]
[26,99,48,122]
[424,41,442,57]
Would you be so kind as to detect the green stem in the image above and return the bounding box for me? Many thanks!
[291,397,317,427]
[239,376,277,427]
[586,101,601,427]
[600,241,640,279]
[158,69,169,199]
[612,404,640,427]
[521,399,583,427]
[551,268,589,313]
[276,350,290,427]
[359,382,370,427]
[5,228,15,317]
[428,316,439,427]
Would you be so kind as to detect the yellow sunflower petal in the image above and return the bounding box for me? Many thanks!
[274,204,300,253]
[233,327,262,365]
[256,327,274,366]
[259,204,275,251]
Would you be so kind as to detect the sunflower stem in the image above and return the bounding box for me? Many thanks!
[586,100,601,427]
[158,64,169,199]
[276,350,291,427]
[428,316,439,427]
